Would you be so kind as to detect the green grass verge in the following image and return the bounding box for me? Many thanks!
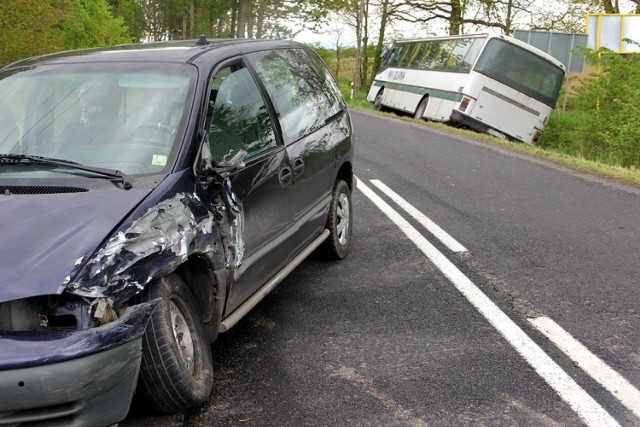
[346,95,640,187]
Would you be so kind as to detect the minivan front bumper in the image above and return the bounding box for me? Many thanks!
[0,301,157,427]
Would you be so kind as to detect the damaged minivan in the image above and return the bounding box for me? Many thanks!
[0,37,353,426]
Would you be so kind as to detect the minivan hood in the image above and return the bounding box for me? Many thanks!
[0,189,150,303]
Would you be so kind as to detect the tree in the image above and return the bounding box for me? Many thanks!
[0,0,131,66]
[595,0,640,13]
[60,0,130,48]
[390,0,469,35]
[0,0,66,66]
[114,0,146,41]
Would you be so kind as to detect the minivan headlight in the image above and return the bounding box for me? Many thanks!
[0,294,91,332]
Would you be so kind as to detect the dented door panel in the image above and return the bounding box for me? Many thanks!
[220,148,296,316]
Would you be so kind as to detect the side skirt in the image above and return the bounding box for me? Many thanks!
[218,229,330,332]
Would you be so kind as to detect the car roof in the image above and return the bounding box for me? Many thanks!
[2,37,305,70]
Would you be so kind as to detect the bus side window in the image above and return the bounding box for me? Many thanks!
[432,40,457,70]
[458,39,484,72]
[386,47,402,68]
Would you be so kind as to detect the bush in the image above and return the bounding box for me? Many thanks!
[542,48,640,168]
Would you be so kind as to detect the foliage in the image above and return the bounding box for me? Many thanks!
[142,0,301,41]
[60,0,130,49]
[116,0,147,42]
[538,49,640,168]
[0,0,66,66]
[0,0,130,67]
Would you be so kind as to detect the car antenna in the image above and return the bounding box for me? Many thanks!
[196,35,209,46]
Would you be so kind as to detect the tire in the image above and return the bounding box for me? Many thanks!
[136,274,214,413]
[373,89,385,111]
[414,97,428,119]
[319,179,352,260]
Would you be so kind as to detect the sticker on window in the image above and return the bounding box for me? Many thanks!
[152,155,167,166]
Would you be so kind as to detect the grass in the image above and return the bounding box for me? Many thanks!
[345,93,640,187]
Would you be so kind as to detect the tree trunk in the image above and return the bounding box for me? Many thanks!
[354,0,364,93]
[361,0,369,88]
[504,0,513,35]
[237,0,248,38]
[110,0,120,16]
[335,34,341,79]
[230,0,238,38]
[189,0,195,38]
[371,0,389,83]
[599,0,619,13]
[182,12,187,40]
[255,4,265,39]
[450,0,462,35]
[247,0,254,38]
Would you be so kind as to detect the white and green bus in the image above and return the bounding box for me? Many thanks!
[367,34,566,144]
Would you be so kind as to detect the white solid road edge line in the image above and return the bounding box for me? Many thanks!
[369,179,468,253]
[356,178,619,427]
[530,316,640,421]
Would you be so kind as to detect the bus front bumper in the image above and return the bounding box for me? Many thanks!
[450,110,491,134]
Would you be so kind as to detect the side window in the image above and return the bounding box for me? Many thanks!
[385,46,403,68]
[248,48,343,144]
[458,38,484,72]
[208,63,276,163]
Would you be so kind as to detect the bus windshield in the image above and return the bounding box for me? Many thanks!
[473,38,564,106]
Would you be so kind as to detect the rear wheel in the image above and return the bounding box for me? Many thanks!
[319,179,352,260]
[373,89,385,111]
[136,273,213,413]
[414,97,429,119]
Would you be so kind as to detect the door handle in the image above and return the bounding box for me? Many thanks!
[279,166,292,186]
[292,158,305,177]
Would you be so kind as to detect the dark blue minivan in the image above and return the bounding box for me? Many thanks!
[0,38,353,426]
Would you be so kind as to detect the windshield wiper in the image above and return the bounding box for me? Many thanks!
[0,154,132,189]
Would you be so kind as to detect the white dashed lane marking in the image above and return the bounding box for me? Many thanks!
[530,316,640,420]
[356,177,620,427]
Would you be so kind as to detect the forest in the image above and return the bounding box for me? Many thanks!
[2,0,639,75]
[1,0,640,171]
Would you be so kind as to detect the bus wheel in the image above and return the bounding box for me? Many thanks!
[414,97,428,119]
[373,90,385,111]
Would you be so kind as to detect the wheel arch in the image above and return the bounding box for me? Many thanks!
[335,161,354,191]
[373,86,386,110]
[174,253,227,343]
[414,94,430,117]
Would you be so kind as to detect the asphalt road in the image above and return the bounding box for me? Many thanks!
[122,110,640,426]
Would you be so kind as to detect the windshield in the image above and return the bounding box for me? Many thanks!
[473,39,565,106]
[0,62,196,176]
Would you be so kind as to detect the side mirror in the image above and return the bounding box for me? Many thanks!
[194,130,216,185]
[215,149,246,176]
[194,130,246,185]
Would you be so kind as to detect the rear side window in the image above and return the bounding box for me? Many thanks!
[248,48,342,144]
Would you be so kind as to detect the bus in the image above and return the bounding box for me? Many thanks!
[366,34,566,145]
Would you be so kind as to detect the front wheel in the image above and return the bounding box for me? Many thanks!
[319,179,352,260]
[136,274,214,413]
